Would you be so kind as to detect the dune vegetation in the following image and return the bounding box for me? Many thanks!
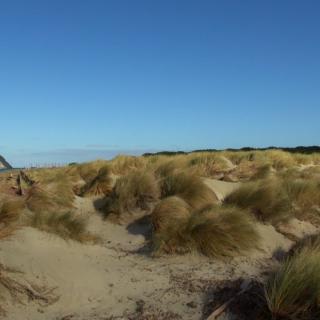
[265,243,320,319]
[152,200,260,258]
[103,170,160,220]
[0,149,320,318]
[225,177,293,226]
[29,211,96,242]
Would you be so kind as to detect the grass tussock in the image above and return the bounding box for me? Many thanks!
[264,150,296,170]
[25,177,75,213]
[0,198,24,240]
[151,196,191,233]
[227,161,271,181]
[160,171,218,210]
[104,170,160,218]
[289,233,320,257]
[0,199,24,226]
[284,178,320,224]
[109,155,146,175]
[225,178,293,225]
[25,185,56,213]
[265,246,320,319]
[152,202,260,258]
[30,211,96,242]
[153,157,188,177]
[186,153,231,178]
[80,166,113,196]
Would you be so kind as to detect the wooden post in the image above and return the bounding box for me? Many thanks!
[16,174,24,196]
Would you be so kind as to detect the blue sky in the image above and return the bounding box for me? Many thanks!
[1,0,319,167]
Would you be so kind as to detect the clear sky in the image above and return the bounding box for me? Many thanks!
[1,0,319,167]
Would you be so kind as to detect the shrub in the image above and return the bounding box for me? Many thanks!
[265,246,320,319]
[104,170,160,218]
[225,178,293,225]
[152,203,260,258]
[160,172,218,210]
[30,211,96,242]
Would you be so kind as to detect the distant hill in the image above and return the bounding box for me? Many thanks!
[0,155,12,169]
[143,146,320,157]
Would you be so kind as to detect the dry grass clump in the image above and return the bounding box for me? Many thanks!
[186,153,231,178]
[292,153,314,165]
[71,161,105,183]
[153,157,189,177]
[109,155,146,175]
[225,177,292,225]
[0,198,24,240]
[26,167,65,184]
[0,199,25,226]
[160,171,218,210]
[228,161,271,181]
[265,246,320,319]
[51,179,75,208]
[264,150,297,170]
[25,186,55,213]
[152,202,260,258]
[151,196,191,233]
[284,178,320,224]
[79,165,113,196]
[30,211,96,242]
[104,170,160,218]
[25,182,75,214]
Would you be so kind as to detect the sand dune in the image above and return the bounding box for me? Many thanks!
[0,178,318,319]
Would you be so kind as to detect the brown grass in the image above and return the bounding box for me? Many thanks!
[151,196,191,233]
[225,177,293,226]
[104,170,160,218]
[159,171,218,210]
[109,155,146,175]
[152,203,260,258]
[265,245,320,319]
[186,153,231,177]
[0,198,24,226]
[284,178,320,224]
[80,165,113,196]
[25,185,56,213]
[29,211,96,242]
